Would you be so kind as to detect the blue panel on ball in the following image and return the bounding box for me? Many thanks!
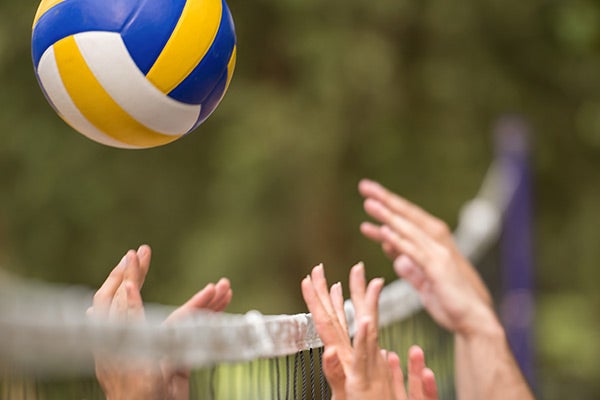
[190,67,228,131]
[120,0,186,75]
[167,0,236,105]
[32,0,140,68]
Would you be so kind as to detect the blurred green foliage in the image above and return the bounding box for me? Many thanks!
[1,0,599,398]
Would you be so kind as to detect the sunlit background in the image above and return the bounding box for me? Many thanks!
[1,1,599,398]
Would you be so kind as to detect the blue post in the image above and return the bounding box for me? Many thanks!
[496,116,536,390]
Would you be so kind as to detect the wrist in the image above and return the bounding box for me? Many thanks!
[456,304,504,342]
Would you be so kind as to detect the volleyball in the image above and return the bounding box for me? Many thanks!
[31,0,237,149]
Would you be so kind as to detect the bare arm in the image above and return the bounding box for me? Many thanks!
[358,179,534,400]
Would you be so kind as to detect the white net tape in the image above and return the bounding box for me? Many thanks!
[0,159,520,376]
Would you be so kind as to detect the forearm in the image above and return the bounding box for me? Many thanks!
[454,317,534,400]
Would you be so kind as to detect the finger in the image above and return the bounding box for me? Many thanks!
[92,253,128,317]
[359,179,443,238]
[364,199,434,254]
[387,351,407,400]
[380,349,395,395]
[322,347,346,399]
[123,249,142,292]
[364,277,384,333]
[380,226,431,276]
[349,262,367,319]
[306,266,354,353]
[360,222,400,259]
[135,244,152,289]
[393,256,427,290]
[330,282,348,334]
[310,264,337,317]
[302,275,348,350]
[408,345,425,399]
[382,242,399,260]
[351,317,371,380]
[109,281,128,322]
[124,279,145,322]
[360,221,386,244]
[211,288,233,312]
[164,283,216,324]
[422,368,439,400]
[206,278,233,312]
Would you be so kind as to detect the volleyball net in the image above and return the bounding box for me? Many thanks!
[0,121,530,399]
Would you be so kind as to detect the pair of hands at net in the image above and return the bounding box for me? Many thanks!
[302,263,438,400]
[88,245,232,400]
[358,179,499,338]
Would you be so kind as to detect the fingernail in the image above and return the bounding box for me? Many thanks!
[312,265,324,280]
[332,282,342,294]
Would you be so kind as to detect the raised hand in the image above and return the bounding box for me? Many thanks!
[302,263,438,400]
[90,245,232,400]
[358,179,496,335]
[358,179,535,400]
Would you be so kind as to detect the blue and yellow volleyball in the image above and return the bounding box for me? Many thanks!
[31,0,237,149]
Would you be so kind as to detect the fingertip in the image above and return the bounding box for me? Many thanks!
[422,367,438,397]
[301,274,311,287]
[322,346,338,361]
[409,345,426,370]
[115,253,128,271]
[363,197,377,210]
[387,350,401,366]
[300,276,314,300]
[313,263,324,277]
[216,277,231,289]
[409,345,424,359]
[330,282,343,297]
[358,179,370,194]
[137,244,150,256]
[359,178,379,193]
[422,367,435,380]
[351,261,365,275]
[205,282,216,292]
[408,345,425,363]
[359,221,370,233]
[200,283,216,299]
[125,249,137,266]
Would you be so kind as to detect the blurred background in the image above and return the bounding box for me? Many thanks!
[1,0,599,398]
